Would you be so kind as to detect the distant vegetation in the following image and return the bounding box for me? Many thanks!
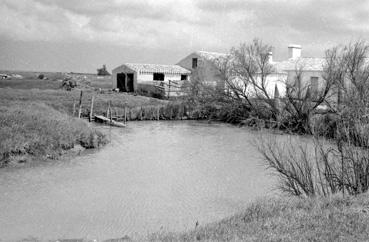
[97,64,111,76]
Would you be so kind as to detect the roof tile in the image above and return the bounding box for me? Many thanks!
[124,63,191,75]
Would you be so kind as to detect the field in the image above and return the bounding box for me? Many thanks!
[0,70,112,89]
[0,70,169,167]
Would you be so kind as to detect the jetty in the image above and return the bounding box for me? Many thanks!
[94,115,126,127]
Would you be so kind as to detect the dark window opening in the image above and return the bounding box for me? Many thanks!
[153,73,165,81]
[192,58,198,68]
[310,76,319,99]
[181,74,187,80]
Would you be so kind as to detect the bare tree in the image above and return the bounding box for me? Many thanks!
[283,62,335,134]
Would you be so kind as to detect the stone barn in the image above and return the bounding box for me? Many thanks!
[111,63,191,92]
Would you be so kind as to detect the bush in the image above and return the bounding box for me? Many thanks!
[136,83,166,99]
[38,73,45,79]
[310,113,338,138]
[258,125,369,197]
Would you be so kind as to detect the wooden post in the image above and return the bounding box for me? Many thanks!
[140,107,143,121]
[78,90,83,118]
[109,101,112,124]
[157,106,160,121]
[168,80,171,98]
[169,105,173,120]
[72,101,76,117]
[106,101,110,118]
[124,106,127,123]
[89,96,94,122]
[179,104,183,120]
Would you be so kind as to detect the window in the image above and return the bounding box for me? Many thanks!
[192,58,198,68]
[153,73,164,81]
[181,75,187,81]
[310,76,319,98]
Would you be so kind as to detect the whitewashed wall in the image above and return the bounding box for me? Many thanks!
[229,73,287,98]
[177,53,223,87]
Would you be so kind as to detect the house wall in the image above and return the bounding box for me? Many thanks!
[286,70,323,89]
[177,53,223,87]
[285,70,339,104]
[230,73,287,98]
[136,73,184,84]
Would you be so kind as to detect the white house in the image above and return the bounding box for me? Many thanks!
[273,45,325,98]
[111,63,191,94]
[238,45,325,99]
[111,45,326,99]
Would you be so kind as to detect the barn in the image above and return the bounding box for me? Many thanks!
[177,51,228,88]
[111,63,191,93]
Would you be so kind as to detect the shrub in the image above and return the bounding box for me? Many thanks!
[258,125,369,197]
[38,73,45,79]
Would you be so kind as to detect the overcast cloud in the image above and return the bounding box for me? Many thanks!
[0,0,368,72]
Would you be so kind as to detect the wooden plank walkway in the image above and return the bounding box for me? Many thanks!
[94,115,126,127]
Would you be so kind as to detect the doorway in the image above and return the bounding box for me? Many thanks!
[127,73,134,92]
[117,73,126,92]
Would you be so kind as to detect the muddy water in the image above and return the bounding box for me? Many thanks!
[0,121,277,241]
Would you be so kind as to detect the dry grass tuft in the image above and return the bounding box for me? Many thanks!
[150,194,369,241]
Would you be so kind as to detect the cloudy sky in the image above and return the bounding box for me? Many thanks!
[1,0,368,73]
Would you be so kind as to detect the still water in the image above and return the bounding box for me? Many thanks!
[0,121,277,241]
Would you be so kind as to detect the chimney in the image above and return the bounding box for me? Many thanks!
[268,51,273,63]
[288,44,302,59]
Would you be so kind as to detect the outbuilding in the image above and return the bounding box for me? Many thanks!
[111,63,191,92]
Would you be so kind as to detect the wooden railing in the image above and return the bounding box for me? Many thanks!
[153,80,187,98]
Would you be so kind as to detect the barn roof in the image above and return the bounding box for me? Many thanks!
[119,63,191,75]
[195,51,229,61]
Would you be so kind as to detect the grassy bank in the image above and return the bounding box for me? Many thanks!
[0,88,168,115]
[0,102,107,167]
[150,194,369,241]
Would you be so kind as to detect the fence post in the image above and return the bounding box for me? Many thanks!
[78,90,83,118]
[72,101,76,117]
[168,80,171,98]
[89,95,94,122]
[124,106,127,123]
[109,100,112,124]
[157,106,160,121]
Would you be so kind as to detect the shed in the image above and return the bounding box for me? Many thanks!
[111,63,191,92]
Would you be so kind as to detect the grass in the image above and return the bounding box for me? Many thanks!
[0,70,112,90]
[0,88,169,115]
[0,102,108,167]
[0,71,170,166]
[150,194,369,241]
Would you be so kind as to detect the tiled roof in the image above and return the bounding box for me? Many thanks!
[273,58,326,73]
[195,51,325,73]
[123,63,191,75]
[195,51,229,61]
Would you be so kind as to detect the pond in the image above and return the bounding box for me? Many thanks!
[0,121,277,241]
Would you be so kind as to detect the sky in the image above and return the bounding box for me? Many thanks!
[1,0,369,73]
